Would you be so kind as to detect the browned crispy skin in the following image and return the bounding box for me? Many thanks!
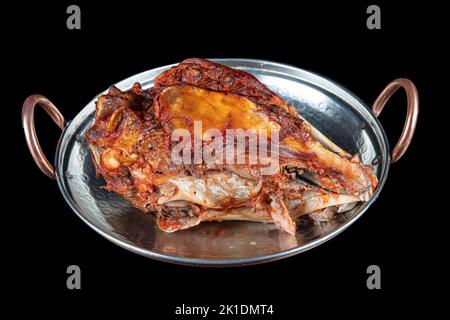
[86,83,175,210]
[154,58,297,115]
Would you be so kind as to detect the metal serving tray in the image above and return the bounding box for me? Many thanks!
[22,59,418,266]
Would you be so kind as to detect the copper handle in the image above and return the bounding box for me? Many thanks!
[372,78,419,163]
[22,95,65,179]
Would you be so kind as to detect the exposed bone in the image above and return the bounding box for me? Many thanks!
[308,206,338,223]
[336,202,358,213]
[289,193,360,219]
[157,172,262,209]
[269,196,297,235]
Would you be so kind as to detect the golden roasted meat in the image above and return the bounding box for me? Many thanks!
[86,58,377,235]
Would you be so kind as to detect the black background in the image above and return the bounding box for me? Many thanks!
[4,0,445,317]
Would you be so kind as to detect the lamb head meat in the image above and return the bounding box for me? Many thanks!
[86,58,377,235]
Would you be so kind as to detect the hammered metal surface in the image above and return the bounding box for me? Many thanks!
[54,59,389,265]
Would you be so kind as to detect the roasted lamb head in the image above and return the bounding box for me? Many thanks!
[86,58,377,235]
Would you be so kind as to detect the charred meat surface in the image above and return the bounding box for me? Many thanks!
[86,58,377,234]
